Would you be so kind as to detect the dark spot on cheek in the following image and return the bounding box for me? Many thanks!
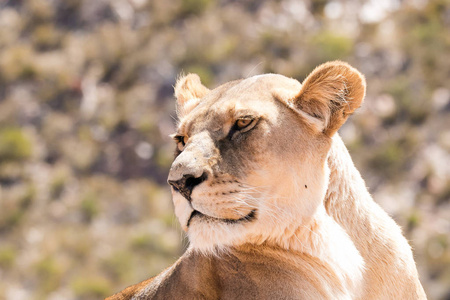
[305,185,308,189]
[216,139,249,176]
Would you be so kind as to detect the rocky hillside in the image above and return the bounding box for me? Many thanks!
[0,0,449,299]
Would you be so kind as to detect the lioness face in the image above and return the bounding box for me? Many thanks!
[168,75,330,252]
[168,63,365,252]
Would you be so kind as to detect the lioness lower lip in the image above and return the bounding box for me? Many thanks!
[187,210,201,227]
[186,209,257,227]
[223,209,257,224]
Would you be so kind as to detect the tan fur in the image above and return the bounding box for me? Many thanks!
[325,135,427,299]
[174,73,210,118]
[107,61,425,300]
[293,62,366,136]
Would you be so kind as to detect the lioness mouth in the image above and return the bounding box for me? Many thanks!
[187,209,257,227]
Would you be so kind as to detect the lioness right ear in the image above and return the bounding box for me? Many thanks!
[292,61,366,136]
[174,73,210,119]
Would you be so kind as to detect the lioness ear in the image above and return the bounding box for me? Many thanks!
[292,61,366,136]
[174,73,210,118]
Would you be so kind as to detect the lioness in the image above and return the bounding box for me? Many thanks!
[107,61,426,299]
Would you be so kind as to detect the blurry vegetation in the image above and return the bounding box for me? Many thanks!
[0,128,33,162]
[80,194,100,223]
[102,251,133,283]
[0,246,16,269]
[180,0,214,17]
[71,276,113,300]
[34,256,64,295]
[0,184,34,231]
[49,175,66,199]
[0,0,448,299]
[311,32,353,63]
[368,133,419,180]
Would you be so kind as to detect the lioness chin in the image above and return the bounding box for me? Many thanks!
[107,61,426,300]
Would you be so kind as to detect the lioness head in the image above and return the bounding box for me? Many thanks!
[168,61,365,253]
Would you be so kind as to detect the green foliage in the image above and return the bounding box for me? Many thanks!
[80,193,100,223]
[400,0,450,89]
[131,233,155,251]
[0,247,16,269]
[32,24,61,50]
[368,133,418,180]
[35,257,60,277]
[0,185,34,231]
[311,32,353,62]
[21,185,36,207]
[49,175,66,200]
[385,76,430,125]
[71,276,112,300]
[102,251,133,282]
[407,210,422,232]
[0,45,37,82]
[34,257,63,294]
[0,128,32,162]
[180,0,214,17]
[155,147,175,169]
[369,141,403,172]
[184,64,214,87]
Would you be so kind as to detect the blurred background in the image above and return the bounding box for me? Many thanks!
[0,0,448,299]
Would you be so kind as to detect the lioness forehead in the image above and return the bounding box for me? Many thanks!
[177,74,301,134]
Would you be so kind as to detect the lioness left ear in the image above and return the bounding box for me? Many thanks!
[174,73,210,118]
[292,61,366,136]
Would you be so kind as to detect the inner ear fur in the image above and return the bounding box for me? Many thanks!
[174,73,210,118]
[294,61,366,136]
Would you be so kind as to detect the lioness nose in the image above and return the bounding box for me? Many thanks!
[168,172,207,201]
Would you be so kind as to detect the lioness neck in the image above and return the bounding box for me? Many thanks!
[325,135,426,299]
[246,205,364,299]
[292,209,365,299]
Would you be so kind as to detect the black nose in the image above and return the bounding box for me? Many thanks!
[168,173,207,201]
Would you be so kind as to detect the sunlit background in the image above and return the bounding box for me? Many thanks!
[0,0,449,299]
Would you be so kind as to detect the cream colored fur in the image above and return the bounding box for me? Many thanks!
[107,61,425,300]
[326,134,426,299]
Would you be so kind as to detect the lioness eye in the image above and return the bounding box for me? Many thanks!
[229,117,258,139]
[236,118,252,129]
[173,135,187,151]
